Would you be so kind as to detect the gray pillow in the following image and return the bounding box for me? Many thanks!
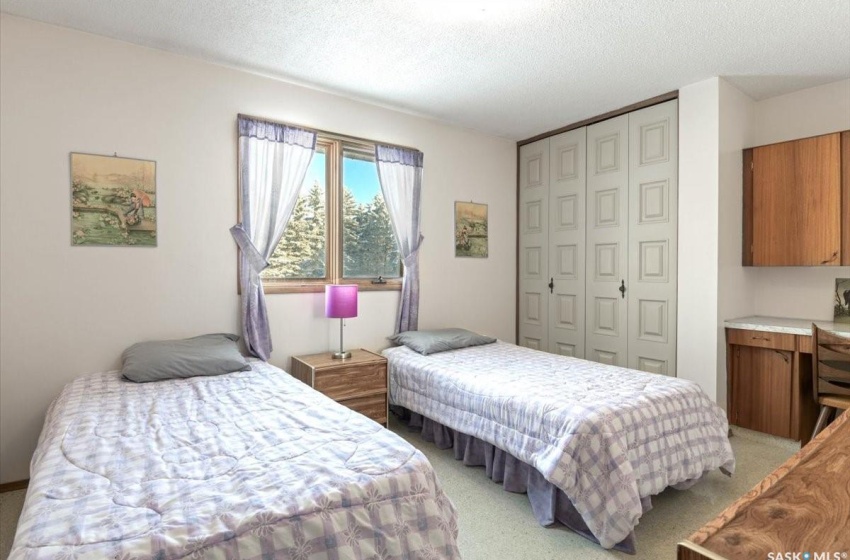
[122,333,251,383]
[388,328,496,355]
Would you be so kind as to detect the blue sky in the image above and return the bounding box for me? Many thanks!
[302,152,379,204]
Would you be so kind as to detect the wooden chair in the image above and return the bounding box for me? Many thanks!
[811,324,850,439]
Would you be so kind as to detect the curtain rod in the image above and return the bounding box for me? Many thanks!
[237,113,421,153]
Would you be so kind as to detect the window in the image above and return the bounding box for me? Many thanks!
[262,148,327,280]
[260,134,402,293]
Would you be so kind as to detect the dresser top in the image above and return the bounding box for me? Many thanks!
[682,410,850,556]
[725,315,850,337]
[291,348,386,369]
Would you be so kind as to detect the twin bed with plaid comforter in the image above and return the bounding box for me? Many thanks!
[384,341,735,550]
[10,361,460,559]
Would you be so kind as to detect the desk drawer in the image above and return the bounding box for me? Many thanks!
[727,328,796,351]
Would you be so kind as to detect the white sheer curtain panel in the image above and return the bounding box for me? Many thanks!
[230,116,316,359]
[375,145,424,333]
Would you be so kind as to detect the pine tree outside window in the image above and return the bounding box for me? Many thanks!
[259,134,403,293]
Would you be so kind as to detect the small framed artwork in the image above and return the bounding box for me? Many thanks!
[455,201,488,258]
[835,278,850,324]
[70,152,157,247]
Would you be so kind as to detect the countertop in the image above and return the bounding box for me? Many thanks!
[725,315,850,337]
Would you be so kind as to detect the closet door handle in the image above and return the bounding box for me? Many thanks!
[619,280,626,299]
[548,278,554,294]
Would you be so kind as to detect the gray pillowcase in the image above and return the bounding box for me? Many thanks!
[388,328,496,356]
[122,333,251,383]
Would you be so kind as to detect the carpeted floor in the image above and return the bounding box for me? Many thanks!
[389,419,797,559]
[0,422,797,560]
[0,490,25,560]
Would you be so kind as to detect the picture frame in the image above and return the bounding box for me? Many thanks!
[454,201,488,258]
[70,152,157,247]
[835,278,850,324]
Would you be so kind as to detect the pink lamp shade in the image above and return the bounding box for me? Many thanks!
[325,284,358,319]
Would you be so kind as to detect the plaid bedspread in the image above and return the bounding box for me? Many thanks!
[384,341,734,549]
[10,361,460,559]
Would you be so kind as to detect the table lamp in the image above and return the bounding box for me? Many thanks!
[325,284,358,359]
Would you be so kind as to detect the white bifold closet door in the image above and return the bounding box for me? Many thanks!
[627,101,678,376]
[518,99,677,376]
[585,115,629,366]
[548,128,586,358]
[518,138,549,351]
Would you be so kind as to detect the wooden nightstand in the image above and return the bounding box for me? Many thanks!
[290,349,388,426]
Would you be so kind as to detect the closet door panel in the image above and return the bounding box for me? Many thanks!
[628,100,678,376]
[548,128,586,358]
[586,115,629,367]
[519,139,550,350]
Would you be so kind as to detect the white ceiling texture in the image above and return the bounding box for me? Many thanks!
[2,0,849,140]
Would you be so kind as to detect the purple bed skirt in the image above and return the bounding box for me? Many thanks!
[395,407,648,554]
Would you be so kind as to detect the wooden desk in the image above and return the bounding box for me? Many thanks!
[677,409,850,559]
[726,328,818,443]
[724,317,850,444]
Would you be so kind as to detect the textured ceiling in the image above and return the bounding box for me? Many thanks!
[2,0,849,140]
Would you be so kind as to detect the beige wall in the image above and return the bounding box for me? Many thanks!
[677,77,721,400]
[716,78,757,410]
[0,16,517,483]
[751,79,850,147]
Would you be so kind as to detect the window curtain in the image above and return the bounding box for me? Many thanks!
[230,116,316,359]
[375,145,424,333]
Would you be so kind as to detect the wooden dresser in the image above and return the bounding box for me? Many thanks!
[677,409,850,559]
[290,349,389,426]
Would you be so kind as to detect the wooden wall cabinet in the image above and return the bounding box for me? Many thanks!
[726,328,817,443]
[743,130,850,266]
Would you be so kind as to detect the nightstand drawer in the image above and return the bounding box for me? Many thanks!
[727,328,796,351]
[290,349,388,428]
[314,363,387,401]
[340,393,387,425]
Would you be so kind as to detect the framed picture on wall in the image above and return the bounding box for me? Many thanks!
[70,152,157,247]
[454,201,488,258]
[836,278,850,324]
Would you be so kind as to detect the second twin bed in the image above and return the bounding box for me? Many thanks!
[384,338,735,553]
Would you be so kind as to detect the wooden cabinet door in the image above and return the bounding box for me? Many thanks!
[731,345,793,438]
[748,133,841,266]
[841,130,850,266]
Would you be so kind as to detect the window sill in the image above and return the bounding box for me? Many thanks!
[261,280,402,294]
